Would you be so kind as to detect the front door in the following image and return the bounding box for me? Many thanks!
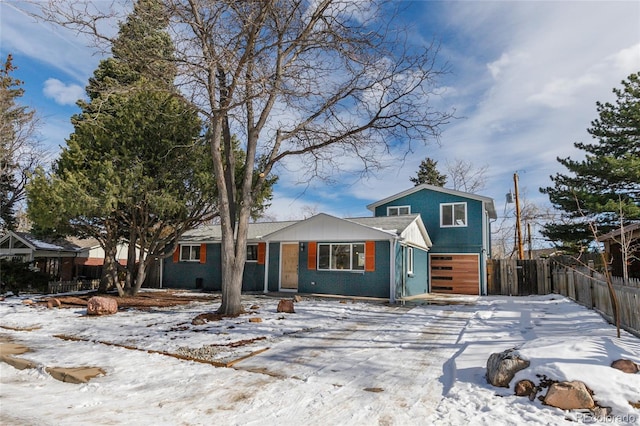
[280,243,299,290]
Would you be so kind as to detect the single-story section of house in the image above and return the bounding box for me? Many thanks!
[0,231,131,281]
[162,213,432,302]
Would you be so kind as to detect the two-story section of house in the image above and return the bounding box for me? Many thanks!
[366,184,497,295]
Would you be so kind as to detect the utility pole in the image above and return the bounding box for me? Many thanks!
[514,172,524,260]
[527,222,533,260]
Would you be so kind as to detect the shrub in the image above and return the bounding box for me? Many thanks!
[0,259,49,295]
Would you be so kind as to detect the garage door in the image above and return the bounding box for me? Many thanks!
[430,254,480,295]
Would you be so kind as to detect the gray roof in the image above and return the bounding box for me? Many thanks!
[180,221,298,243]
[366,184,497,219]
[179,215,427,243]
[346,214,421,236]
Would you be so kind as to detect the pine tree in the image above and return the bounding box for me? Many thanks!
[541,72,640,252]
[410,157,447,187]
[28,0,213,295]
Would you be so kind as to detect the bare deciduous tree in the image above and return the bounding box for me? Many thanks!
[445,158,488,194]
[37,0,453,315]
[0,54,44,231]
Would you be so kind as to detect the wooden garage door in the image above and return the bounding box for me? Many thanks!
[430,254,479,295]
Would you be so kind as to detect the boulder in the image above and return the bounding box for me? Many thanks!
[515,379,536,397]
[249,317,262,323]
[46,298,61,309]
[544,381,595,410]
[277,299,295,313]
[293,295,303,303]
[45,366,105,384]
[86,296,118,316]
[486,349,530,387]
[611,359,639,374]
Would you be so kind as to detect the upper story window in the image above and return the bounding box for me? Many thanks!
[246,244,258,262]
[387,205,411,216]
[180,244,201,261]
[441,202,467,227]
[317,243,365,271]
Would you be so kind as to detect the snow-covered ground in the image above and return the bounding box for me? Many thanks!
[1,292,638,426]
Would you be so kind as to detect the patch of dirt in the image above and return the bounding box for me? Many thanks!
[37,290,220,310]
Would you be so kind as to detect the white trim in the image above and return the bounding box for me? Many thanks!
[440,202,468,228]
[407,247,414,275]
[387,205,411,216]
[263,241,270,293]
[246,243,258,263]
[366,183,497,219]
[390,238,397,303]
[179,244,201,262]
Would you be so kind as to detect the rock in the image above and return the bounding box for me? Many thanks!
[277,299,295,313]
[249,304,260,310]
[486,349,530,387]
[1,355,37,370]
[611,359,639,374]
[249,317,262,323]
[86,296,118,316]
[45,366,106,384]
[544,381,595,410]
[515,379,536,397]
[293,295,303,303]
[22,299,33,305]
[46,298,61,309]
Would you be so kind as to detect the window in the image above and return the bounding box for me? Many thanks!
[317,243,365,271]
[180,245,201,261]
[407,247,414,275]
[387,205,411,216]
[440,202,467,227]
[246,244,258,262]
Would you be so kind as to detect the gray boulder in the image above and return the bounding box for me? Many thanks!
[486,349,530,387]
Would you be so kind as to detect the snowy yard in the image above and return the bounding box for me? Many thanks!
[1,292,639,426]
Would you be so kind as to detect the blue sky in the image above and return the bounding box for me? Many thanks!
[2,1,639,243]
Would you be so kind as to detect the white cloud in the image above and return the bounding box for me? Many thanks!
[43,78,84,106]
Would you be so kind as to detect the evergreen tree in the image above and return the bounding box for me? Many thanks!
[541,72,640,252]
[28,0,214,295]
[410,157,447,187]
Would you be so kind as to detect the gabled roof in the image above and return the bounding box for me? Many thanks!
[0,231,80,252]
[366,184,497,219]
[346,215,432,248]
[597,222,640,242]
[254,213,400,242]
[177,214,432,249]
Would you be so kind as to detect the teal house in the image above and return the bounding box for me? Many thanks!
[162,184,496,300]
[367,184,497,295]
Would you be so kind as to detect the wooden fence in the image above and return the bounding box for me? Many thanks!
[48,279,100,294]
[488,259,640,337]
[551,266,639,337]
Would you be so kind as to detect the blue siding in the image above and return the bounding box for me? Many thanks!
[162,244,222,290]
[267,242,280,292]
[163,243,266,292]
[297,240,391,298]
[374,190,485,254]
[404,247,429,297]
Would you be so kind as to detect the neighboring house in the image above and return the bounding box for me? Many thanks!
[366,184,497,295]
[163,184,496,300]
[0,231,132,281]
[597,222,640,280]
[162,214,432,302]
